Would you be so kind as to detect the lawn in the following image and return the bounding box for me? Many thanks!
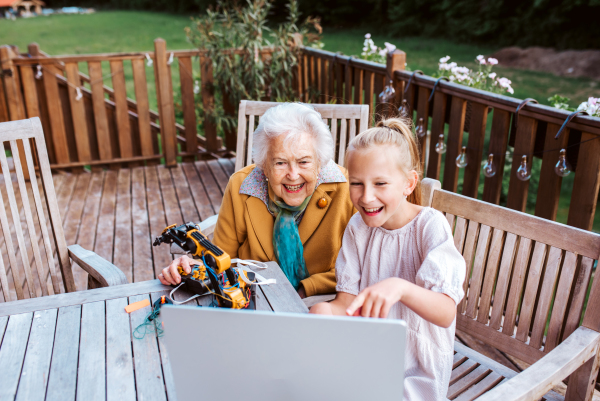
[2,11,599,230]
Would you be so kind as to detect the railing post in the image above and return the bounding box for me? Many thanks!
[386,49,406,118]
[153,38,177,167]
[0,45,30,179]
[199,53,219,154]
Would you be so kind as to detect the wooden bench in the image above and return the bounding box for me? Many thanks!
[421,178,600,401]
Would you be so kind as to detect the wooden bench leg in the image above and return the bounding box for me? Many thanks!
[565,349,600,401]
[88,274,103,290]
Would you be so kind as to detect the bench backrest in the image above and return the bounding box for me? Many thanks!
[422,178,600,365]
[235,100,369,172]
[0,118,74,302]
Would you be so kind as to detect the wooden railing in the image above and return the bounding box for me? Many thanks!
[299,47,600,232]
[0,39,230,172]
[2,41,600,231]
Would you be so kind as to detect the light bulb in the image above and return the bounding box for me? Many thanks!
[193,80,200,95]
[435,134,447,154]
[378,81,396,104]
[554,149,572,177]
[35,65,42,80]
[516,155,531,181]
[456,146,468,168]
[398,99,409,117]
[483,154,496,177]
[415,118,426,138]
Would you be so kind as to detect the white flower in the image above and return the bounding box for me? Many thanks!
[488,58,498,65]
[447,62,457,69]
[365,33,371,39]
[384,42,396,53]
[449,76,456,81]
[589,97,598,106]
[379,49,388,57]
[452,66,470,75]
[489,72,497,79]
[439,56,451,63]
[507,86,514,94]
[476,55,484,61]
[479,58,487,65]
[497,77,512,88]
[577,102,588,112]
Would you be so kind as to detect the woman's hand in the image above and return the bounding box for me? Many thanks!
[297,286,307,299]
[158,255,197,285]
[346,278,405,318]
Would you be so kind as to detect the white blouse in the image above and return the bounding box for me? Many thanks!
[336,207,466,400]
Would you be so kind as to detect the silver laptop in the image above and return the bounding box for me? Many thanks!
[162,305,406,401]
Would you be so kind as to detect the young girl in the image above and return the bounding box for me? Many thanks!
[311,117,466,400]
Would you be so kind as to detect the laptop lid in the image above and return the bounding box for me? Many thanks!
[162,305,406,401]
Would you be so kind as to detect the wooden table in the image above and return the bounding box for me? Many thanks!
[0,262,307,401]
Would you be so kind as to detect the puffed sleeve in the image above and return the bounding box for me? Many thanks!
[415,210,466,305]
[335,218,362,296]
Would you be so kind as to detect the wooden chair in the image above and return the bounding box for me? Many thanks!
[420,178,600,401]
[235,100,369,171]
[0,118,127,302]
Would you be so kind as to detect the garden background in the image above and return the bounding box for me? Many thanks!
[2,3,599,229]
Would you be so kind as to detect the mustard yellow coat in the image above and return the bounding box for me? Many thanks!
[213,164,355,296]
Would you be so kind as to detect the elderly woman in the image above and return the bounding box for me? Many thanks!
[158,103,355,297]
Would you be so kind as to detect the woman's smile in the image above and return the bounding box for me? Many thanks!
[283,182,305,193]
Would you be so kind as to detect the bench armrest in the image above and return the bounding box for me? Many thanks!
[476,326,600,401]
[68,244,128,287]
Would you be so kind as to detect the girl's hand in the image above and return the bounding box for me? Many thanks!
[346,278,406,318]
[158,255,197,285]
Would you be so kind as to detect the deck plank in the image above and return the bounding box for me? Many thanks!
[113,169,133,282]
[157,165,184,226]
[181,162,215,222]
[131,167,154,282]
[171,164,200,224]
[195,161,223,213]
[145,166,172,276]
[94,170,118,263]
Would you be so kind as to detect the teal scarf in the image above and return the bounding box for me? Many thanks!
[268,195,312,290]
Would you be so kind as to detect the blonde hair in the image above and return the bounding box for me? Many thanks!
[346,116,422,205]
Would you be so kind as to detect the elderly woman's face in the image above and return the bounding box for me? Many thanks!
[265,132,319,207]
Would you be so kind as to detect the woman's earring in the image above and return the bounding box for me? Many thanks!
[265,177,269,182]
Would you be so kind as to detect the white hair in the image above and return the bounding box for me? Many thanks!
[252,103,334,170]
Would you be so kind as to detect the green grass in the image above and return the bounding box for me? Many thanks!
[2,11,599,230]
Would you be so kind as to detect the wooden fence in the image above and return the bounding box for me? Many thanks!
[298,47,600,232]
[2,40,600,231]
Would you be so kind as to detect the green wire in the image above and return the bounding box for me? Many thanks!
[133,308,165,339]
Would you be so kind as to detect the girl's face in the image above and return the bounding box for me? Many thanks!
[347,146,416,230]
[265,132,319,207]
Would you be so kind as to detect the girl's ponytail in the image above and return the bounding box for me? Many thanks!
[347,116,423,206]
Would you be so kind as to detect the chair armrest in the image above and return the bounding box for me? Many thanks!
[68,244,128,287]
[170,214,219,255]
[303,294,336,308]
[476,326,600,401]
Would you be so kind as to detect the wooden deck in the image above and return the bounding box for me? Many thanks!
[63,159,235,291]
[0,158,235,300]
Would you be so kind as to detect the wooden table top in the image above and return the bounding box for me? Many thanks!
[0,261,307,401]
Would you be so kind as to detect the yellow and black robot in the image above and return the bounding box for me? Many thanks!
[153,222,256,309]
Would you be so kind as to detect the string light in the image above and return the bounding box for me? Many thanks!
[145,53,153,67]
[75,87,82,101]
[193,80,200,95]
[35,65,42,80]
[398,99,409,117]
[435,134,447,154]
[415,118,426,138]
[167,52,174,66]
[554,149,572,177]
[455,146,468,168]
[482,154,496,177]
[378,80,396,104]
[516,155,531,181]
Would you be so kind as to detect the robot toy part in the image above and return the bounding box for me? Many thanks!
[153,222,256,309]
